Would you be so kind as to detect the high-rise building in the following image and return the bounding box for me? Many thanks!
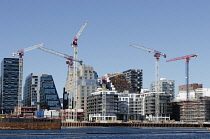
[65,65,99,112]
[150,78,175,100]
[0,58,20,114]
[23,73,61,110]
[123,69,143,93]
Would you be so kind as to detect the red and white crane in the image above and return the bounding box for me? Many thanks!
[70,21,88,121]
[12,43,44,115]
[129,44,166,121]
[166,54,198,100]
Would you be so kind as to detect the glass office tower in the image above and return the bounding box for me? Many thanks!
[0,58,20,114]
[40,74,61,110]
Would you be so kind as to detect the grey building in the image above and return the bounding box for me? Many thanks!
[87,90,118,121]
[144,92,172,121]
[0,58,20,114]
[118,93,144,121]
[123,69,143,93]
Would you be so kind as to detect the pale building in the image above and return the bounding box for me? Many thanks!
[150,78,175,100]
[176,88,210,101]
[65,65,99,115]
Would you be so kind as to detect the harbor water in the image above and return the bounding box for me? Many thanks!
[0,127,210,138]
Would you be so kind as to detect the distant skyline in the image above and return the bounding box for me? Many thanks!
[1,0,210,97]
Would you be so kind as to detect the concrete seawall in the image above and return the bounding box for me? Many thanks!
[62,122,209,128]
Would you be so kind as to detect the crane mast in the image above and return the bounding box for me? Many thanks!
[12,43,44,115]
[129,44,166,122]
[70,21,88,122]
[166,54,198,100]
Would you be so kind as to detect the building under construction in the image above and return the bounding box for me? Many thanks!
[172,97,210,122]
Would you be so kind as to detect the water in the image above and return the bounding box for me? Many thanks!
[0,127,210,139]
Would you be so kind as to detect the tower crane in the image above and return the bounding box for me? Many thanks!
[71,21,88,121]
[12,43,44,115]
[129,44,166,122]
[129,44,166,91]
[37,46,83,66]
[166,54,198,100]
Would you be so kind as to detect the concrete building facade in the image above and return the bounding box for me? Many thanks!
[87,90,118,121]
[65,65,99,114]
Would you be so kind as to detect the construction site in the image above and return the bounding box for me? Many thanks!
[1,20,210,129]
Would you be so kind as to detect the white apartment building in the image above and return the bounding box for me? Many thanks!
[176,88,210,101]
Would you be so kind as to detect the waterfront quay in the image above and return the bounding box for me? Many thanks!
[62,122,210,128]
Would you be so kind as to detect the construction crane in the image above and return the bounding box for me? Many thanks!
[166,54,198,100]
[129,44,166,122]
[37,46,83,66]
[12,43,44,115]
[129,44,166,91]
[70,21,88,122]
[71,21,88,47]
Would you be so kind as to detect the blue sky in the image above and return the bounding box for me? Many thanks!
[1,0,210,97]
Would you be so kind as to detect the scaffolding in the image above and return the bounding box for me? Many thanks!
[179,97,210,122]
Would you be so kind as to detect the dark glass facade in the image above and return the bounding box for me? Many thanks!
[23,73,33,107]
[0,58,19,114]
[40,74,61,110]
[23,74,61,110]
